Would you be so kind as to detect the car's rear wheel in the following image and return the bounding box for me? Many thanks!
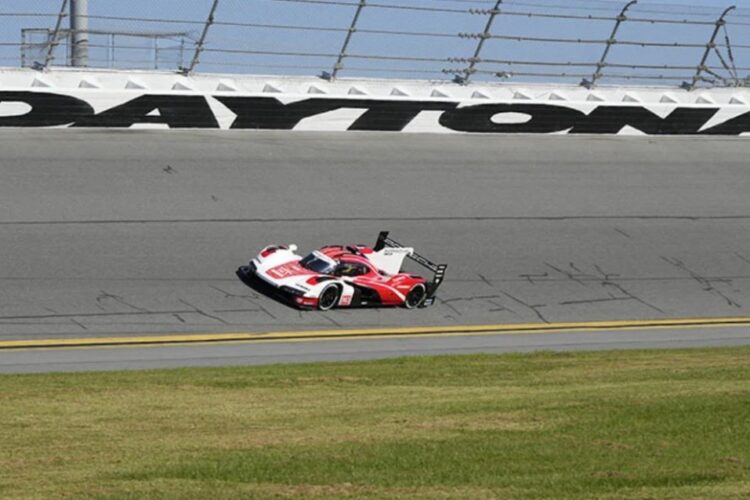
[318,285,340,311]
[404,284,427,309]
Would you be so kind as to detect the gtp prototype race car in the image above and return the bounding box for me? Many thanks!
[237,232,447,310]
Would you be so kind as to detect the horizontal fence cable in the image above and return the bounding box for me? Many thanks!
[72,9,750,28]
[215,22,461,38]
[437,0,750,27]
[50,21,750,46]
[449,58,597,67]
[201,48,339,59]
[195,59,444,73]
[14,6,746,32]
[0,12,59,18]
[35,29,190,38]
[67,9,748,27]
[270,0,469,13]
[269,0,744,25]
[459,32,750,49]
[55,42,187,51]
[202,47,450,64]
[607,62,750,72]
[75,14,206,25]
[456,68,699,80]
[55,16,462,38]
[498,0,748,17]
[446,57,750,72]
[269,0,750,21]
[198,61,335,70]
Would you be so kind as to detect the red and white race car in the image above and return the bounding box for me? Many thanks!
[237,232,447,310]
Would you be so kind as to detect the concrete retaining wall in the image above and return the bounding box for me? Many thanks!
[1,68,749,135]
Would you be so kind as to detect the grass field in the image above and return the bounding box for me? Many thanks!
[1,347,750,499]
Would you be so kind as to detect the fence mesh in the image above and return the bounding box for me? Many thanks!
[1,0,749,88]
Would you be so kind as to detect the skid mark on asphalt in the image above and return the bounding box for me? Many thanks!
[736,253,750,266]
[499,291,549,324]
[519,272,549,284]
[96,290,150,313]
[208,285,277,320]
[178,299,230,325]
[614,227,633,239]
[662,257,743,309]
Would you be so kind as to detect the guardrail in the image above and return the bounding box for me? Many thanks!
[1,0,749,89]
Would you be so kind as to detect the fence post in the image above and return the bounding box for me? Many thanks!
[184,0,221,75]
[110,33,115,68]
[688,5,736,90]
[327,0,366,80]
[583,0,637,88]
[154,37,159,69]
[21,30,27,68]
[44,0,70,68]
[460,0,502,84]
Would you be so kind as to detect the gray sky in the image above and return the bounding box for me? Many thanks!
[1,0,749,86]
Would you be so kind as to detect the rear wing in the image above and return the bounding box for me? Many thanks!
[374,231,447,307]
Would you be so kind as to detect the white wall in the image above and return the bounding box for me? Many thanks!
[1,67,749,135]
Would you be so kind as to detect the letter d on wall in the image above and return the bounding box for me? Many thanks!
[0,91,94,127]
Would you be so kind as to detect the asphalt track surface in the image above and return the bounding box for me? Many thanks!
[3,325,750,374]
[2,129,750,371]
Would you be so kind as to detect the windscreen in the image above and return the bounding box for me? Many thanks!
[299,252,334,274]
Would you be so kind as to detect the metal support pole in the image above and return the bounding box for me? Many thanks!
[462,0,502,84]
[110,34,115,68]
[329,0,366,80]
[584,0,637,88]
[688,5,736,90]
[21,30,27,68]
[185,0,220,75]
[70,0,89,67]
[44,0,69,68]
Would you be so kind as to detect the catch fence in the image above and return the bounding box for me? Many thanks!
[0,0,749,89]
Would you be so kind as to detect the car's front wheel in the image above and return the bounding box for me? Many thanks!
[404,284,427,309]
[318,285,341,311]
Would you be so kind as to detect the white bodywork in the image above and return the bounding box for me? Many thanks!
[365,247,414,275]
[249,246,355,306]
[246,244,415,307]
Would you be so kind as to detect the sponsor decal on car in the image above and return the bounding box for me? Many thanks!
[267,262,313,279]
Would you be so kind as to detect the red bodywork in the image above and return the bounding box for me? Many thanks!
[320,245,427,306]
[266,244,427,307]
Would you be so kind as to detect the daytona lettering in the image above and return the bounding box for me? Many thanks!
[0,91,748,135]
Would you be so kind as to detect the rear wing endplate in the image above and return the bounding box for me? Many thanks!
[374,231,447,307]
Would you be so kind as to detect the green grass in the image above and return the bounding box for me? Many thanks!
[1,348,750,499]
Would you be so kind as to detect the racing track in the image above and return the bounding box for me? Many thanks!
[2,130,750,371]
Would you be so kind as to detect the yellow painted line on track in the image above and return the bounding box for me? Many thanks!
[2,316,750,351]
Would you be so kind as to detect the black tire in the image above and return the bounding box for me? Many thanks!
[404,284,427,309]
[318,285,340,311]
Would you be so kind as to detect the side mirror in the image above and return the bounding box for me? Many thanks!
[289,244,298,252]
